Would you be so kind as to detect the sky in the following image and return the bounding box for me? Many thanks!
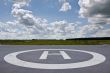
[0,0,110,39]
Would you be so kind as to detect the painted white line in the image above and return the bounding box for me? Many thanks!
[40,51,71,60]
[60,51,71,59]
[39,51,48,59]
[4,49,106,69]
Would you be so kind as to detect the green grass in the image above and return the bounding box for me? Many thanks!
[0,40,110,45]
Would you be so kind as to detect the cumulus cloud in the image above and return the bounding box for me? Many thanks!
[77,24,103,37]
[78,0,110,25]
[0,20,78,39]
[7,0,76,39]
[50,20,76,35]
[93,29,110,37]
[12,0,33,25]
[0,20,109,39]
[78,0,110,38]
[13,0,31,6]
[59,0,72,12]
[12,0,49,34]
[1,0,110,40]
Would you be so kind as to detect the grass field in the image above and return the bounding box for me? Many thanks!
[0,40,110,45]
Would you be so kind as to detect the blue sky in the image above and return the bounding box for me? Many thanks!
[29,0,79,22]
[0,0,110,39]
[0,0,82,22]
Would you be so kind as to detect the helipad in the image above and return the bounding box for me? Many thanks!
[4,49,106,69]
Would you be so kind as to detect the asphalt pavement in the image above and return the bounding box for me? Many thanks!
[0,45,110,73]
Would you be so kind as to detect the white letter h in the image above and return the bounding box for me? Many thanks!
[39,51,71,60]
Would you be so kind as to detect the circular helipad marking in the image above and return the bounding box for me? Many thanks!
[4,49,106,69]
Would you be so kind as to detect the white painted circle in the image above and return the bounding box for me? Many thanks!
[4,49,106,69]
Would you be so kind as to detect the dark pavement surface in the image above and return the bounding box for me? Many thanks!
[0,45,110,73]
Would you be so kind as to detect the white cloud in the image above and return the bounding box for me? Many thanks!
[78,0,110,25]
[93,29,110,37]
[11,0,48,34]
[13,0,31,6]
[59,0,72,12]
[1,0,109,40]
[1,20,105,39]
[78,0,110,38]
[50,20,76,35]
[77,24,103,37]
[0,20,78,39]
